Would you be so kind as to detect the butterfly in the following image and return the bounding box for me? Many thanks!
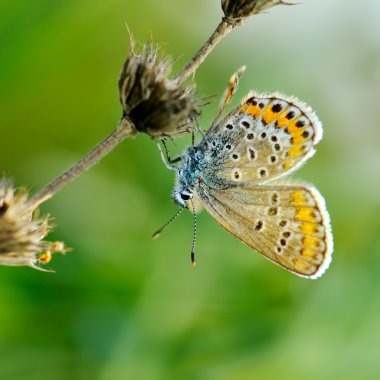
[156,68,333,278]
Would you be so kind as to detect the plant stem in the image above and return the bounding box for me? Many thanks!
[27,118,137,210]
[173,18,239,85]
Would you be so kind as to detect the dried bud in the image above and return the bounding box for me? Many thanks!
[0,180,66,271]
[118,35,201,139]
[222,0,295,20]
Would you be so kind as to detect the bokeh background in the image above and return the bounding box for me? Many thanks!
[1,1,380,379]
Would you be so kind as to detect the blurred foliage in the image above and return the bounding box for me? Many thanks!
[1,0,380,379]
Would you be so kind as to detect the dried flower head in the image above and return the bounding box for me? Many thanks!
[0,179,66,271]
[222,0,295,20]
[118,34,201,139]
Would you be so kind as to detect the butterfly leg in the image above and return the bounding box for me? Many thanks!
[162,140,182,164]
[157,141,181,170]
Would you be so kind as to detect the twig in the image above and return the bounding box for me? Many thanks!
[27,118,137,210]
[173,18,240,86]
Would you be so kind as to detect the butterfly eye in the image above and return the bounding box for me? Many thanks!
[180,193,191,201]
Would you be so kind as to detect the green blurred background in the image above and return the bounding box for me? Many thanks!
[1,1,380,379]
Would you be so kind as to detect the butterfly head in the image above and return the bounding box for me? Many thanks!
[172,189,193,208]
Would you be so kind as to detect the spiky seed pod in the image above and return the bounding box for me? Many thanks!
[222,0,294,20]
[118,37,201,139]
[0,180,66,271]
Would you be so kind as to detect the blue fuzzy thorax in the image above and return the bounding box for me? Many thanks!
[172,146,207,207]
[179,147,206,187]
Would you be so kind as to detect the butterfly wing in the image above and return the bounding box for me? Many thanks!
[195,183,333,278]
[202,92,323,187]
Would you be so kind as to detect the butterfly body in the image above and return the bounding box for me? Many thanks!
[170,90,333,279]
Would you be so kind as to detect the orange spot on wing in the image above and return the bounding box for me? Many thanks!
[287,145,304,158]
[246,104,261,118]
[292,135,304,144]
[291,190,308,206]
[276,115,289,127]
[303,236,320,248]
[301,248,318,259]
[301,222,319,235]
[296,207,316,222]
[263,109,278,124]
[282,161,293,170]
[287,120,302,133]
[290,126,305,136]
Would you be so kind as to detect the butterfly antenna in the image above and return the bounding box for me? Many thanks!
[190,199,197,267]
[152,208,183,239]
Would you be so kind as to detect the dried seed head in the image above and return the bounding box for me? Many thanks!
[222,0,295,20]
[0,179,66,271]
[118,35,201,139]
